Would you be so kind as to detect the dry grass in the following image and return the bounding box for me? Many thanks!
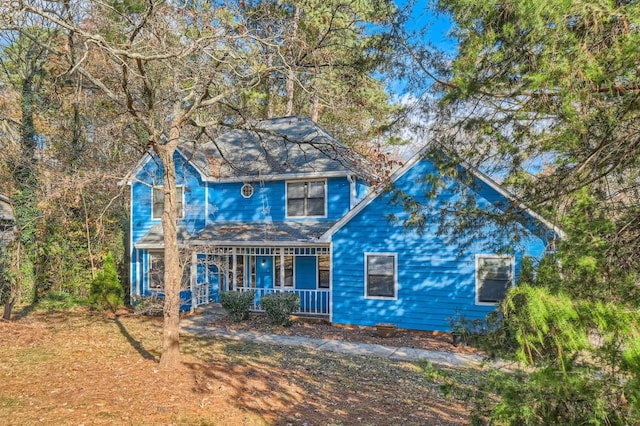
[0,308,472,425]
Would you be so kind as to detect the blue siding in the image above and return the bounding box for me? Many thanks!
[130,151,207,296]
[331,156,548,332]
[208,177,351,223]
[355,178,369,204]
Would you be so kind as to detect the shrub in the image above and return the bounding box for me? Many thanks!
[89,252,124,312]
[220,290,255,322]
[261,292,300,326]
[38,290,87,310]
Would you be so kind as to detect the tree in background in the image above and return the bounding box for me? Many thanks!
[0,10,129,311]
[430,0,640,293]
[241,0,400,149]
[3,0,399,369]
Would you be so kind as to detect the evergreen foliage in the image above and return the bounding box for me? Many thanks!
[220,290,255,322]
[398,1,640,422]
[89,252,124,312]
[261,292,300,327]
[473,283,640,425]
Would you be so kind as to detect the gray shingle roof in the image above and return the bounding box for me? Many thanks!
[179,116,361,180]
[194,221,335,243]
[135,221,334,249]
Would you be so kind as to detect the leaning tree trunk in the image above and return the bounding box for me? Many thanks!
[156,131,182,369]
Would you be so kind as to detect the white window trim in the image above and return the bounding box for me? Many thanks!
[152,185,185,220]
[475,254,515,306]
[285,179,328,219]
[364,252,398,300]
[274,254,295,288]
[148,251,164,291]
[317,255,330,289]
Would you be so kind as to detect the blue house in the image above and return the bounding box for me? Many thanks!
[126,116,559,332]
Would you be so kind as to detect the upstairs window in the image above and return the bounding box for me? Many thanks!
[152,186,184,220]
[476,255,514,304]
[286,180,325,217]
[365,253,397,299]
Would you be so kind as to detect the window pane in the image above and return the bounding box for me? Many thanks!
[366,255,395,298]
[479,258,511,280]
[478,257,512,303]
[287,199,305,216]
[149,254,164,290]
[153,187,164,219]
[367,255,394,275]
[479,279,509,303]
[367,275,395,297]
[307,181,325,198]
[307,198,325,216]
[236,255,244,287]
[287,182,305,198]
[284,256,294,287]
[153,187,183,219]
[275,256,282,286]
[318,256,330,288]
[176,187,184,219]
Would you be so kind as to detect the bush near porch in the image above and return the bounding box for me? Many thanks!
[220,290,255,322]
[261,292,300,326]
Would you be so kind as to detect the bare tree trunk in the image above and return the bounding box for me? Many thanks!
[157,126,182,370]
[311,65,320,122]
[80,190,96,279]
[3,299,15,320]
[266,52,276,118]
[285,6,300,116]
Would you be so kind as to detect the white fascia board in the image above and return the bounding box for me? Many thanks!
[119,151,153,186]
[136,240,331,250]
[201,171,351,183]
[121,148,209,186]
[459,160,566,239]
[319,150,424,241]
[188,240,331,247]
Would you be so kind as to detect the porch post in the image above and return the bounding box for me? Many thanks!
[232,248,237,291]
[190,249,197,312]
[279,250,285,292]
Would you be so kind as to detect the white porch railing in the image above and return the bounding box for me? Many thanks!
[238,287,330,315]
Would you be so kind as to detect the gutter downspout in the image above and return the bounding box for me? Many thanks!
[347,174,356,210]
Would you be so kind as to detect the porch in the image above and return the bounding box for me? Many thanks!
[187,245,331,316]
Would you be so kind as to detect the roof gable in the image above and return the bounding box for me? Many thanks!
[321,147,563,241]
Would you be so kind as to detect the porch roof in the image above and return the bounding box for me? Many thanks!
[135,221,335,249]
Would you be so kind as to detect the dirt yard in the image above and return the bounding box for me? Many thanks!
[0,308,474,425]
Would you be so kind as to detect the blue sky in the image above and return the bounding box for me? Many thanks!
[402,1,456,52]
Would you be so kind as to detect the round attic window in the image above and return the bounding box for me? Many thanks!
[241,183,254,198]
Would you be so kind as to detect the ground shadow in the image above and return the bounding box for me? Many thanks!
[114,316,157,361]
